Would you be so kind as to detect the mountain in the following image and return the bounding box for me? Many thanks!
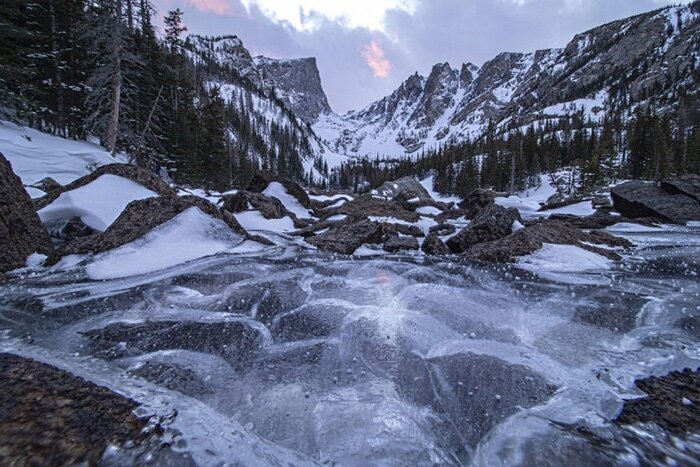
[312,3,699,158]
[183,35,346,178]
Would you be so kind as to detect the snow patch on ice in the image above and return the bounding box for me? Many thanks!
[263,182,314,219]
[233,210,296,233]
[518,243,612,274]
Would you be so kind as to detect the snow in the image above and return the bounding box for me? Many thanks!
[0,120,127,186]
[25,253,47,268]
[308,193,353,203]
[86,208,263,280]
[263,182,314,219]
[518,243,612,274]
[416,206,442,216]
[418,175,460,203]
[233,210,296,233]
[38,175,157,232]
[25,186,46,199]
[326,214,347,221]
[542,201,596,217]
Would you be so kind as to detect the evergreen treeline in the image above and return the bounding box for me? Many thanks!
[0,0,312,191]
[334,98,700,196]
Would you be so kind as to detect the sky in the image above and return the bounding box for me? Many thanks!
[152,0,690,114]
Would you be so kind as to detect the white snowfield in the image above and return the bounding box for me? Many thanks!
[86,207,266,280]
[233,210,296,235]
[38,174,157,232]
[0,120,126,187]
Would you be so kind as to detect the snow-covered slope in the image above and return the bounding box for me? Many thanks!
[314,3,699,158]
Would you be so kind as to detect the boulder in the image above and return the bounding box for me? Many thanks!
[34,163,176,210]
[246,173,311,208]
[446,204,522,253]
[221,190,289,219]
[325,193,420,223]
[458,188,498,219]
[611,180,700,224]
[33,177,62,193]
[0,353,152,465]
[421,234,450,255]
[660,174,700,202]
[129,361,209,396]
[375,177,432,201]
[382,223,425,238]
[615,368,700,434]
[548,210,659,230]
[50,216,97,247]
[538,192,586,211]
[47,195,268,265]
[305,217,384,255]
[466,219,631,263]
[383,234,419,252]
[429,223,456,236]
[0,153,53,272]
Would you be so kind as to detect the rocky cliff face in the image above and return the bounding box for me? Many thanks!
[314,3,700,157]
[255,56,332,122]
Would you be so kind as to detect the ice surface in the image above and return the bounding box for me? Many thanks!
[86,207,263,279]
[416,206,442,216]
[38,174,157,231]
[518,243,612,274]
[263,182,315,219]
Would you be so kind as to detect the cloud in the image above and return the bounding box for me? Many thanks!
[185,0,234,15]
[362,40,392,78]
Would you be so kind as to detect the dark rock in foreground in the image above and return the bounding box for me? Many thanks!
[611,179,700,224]
[447,204,522,253]
[615,368,700,434]
[0,353,149,465]
[661,174,700,203]
[0,153,53,272]
[129,361,210,396]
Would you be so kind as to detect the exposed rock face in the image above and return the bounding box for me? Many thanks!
[246,173,312,208]
[82,321,265,370]
[255,56,332,122]
[33,177,62,193]
[129,361,210,396]
[0,153,53,272]
[615,368,700,434]
[429,223,456,236]
[221,190,289,219]
[421,234,450,255]
[47,195,263,265]
[0,353,150,465]
[305,218,384,255]
[375,177,433,201]
[34,163,176,210]
[50,216,97,247]
[325,194,420,223]
[660,174,700,202]
[383,234,419,252]
[459,189,498,219]
[611,180,700,224]
[447,204,522,253]
[466,219,631,263]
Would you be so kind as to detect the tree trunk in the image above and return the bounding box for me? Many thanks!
[49,0,65,136]
[106,0,122,156]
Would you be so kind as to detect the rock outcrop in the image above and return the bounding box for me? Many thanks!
[383,234,419,252]
[48,195,269,265]
[305,218,384,255]
[459,188,498,219]
[221,190,290,219]
[0,353,152,465]
[447,204,522,253]
[466,219,631,263]
[375,177,432,202]
[611,179,700,224]
[421,234,450,255]
[615,368,700,434]
[34,163,176,210]
[0,153,53,272]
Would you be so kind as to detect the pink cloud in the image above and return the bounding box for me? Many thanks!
[361,40,392,78]
[185,0,232,15]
